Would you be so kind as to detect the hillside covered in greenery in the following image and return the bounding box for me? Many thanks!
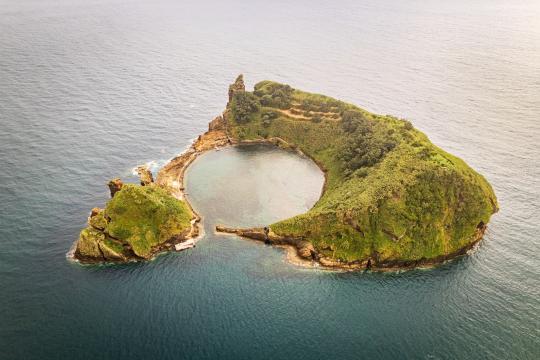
[226,75,498,266]
[75,183,193,262]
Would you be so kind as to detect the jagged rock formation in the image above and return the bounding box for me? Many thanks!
[107,178,123,198]
[228,74,245,104]
[136,166,154,186]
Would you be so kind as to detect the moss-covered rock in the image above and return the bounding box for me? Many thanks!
[136,166,154,186]
[99,238,128,261]
[76,227,105,259]
[104,184,192,258]
[88,208,106,230]
[75,183,193,263]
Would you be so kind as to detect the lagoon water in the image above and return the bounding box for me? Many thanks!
[1,0,539,359]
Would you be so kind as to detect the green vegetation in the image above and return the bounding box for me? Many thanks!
[230,91,260,124]
[227,79,498,264]
[254,81,294,108]
[339,110,397,176]
[76,184,193,261]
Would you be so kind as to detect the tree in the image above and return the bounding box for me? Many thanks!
[341,110,371,134]
[339,110,397,174]
[231,91,260,123]
[254,82,293,109]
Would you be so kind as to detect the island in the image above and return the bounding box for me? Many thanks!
[73,168,197,263]
[71,75,498,270]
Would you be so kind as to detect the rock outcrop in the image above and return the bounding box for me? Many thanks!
[74,182,194,263]
[88,207,106,230]
[208,115,225,131]
[228,74,245,104]
[136,166,154,186]
[107,178,123,198]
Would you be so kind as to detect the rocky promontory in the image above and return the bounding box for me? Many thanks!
[73,170,195,263]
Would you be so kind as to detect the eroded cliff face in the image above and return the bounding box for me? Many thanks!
[215,222,488,270]
[75,208,130,262]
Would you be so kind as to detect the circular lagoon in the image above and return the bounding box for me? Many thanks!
[184,143,325,232]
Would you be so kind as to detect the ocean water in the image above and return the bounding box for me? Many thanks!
[1,0,539,359]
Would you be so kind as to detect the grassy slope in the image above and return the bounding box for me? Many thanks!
[229,81,498,263]
[78,184,193,260]
[105,184,192,258]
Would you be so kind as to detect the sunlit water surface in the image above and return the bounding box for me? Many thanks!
[1,0,539,359]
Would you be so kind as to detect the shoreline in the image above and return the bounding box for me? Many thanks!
[155,115,232,243]
[214,224,487,272]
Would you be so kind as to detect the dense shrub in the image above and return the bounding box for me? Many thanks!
[231,91,260,123]
[261,109,278,127]
[254,81,293,109]
[341,110,371,134]
[260,94,273,106]
[339,110,397,173]
[300,97,341,113]
[403,120,414,130]
[261,109,278,120]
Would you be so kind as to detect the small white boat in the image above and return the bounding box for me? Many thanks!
[175,239,195,251]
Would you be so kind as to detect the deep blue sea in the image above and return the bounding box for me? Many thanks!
[1,0,539,359]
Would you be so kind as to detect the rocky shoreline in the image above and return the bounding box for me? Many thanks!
[215,224,487,271]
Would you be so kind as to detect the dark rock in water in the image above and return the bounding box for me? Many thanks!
[136,166,154,186]
[366,258,372,270]
[107,178,123,198]
[228,74,245,103]
[263,226,271,244]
